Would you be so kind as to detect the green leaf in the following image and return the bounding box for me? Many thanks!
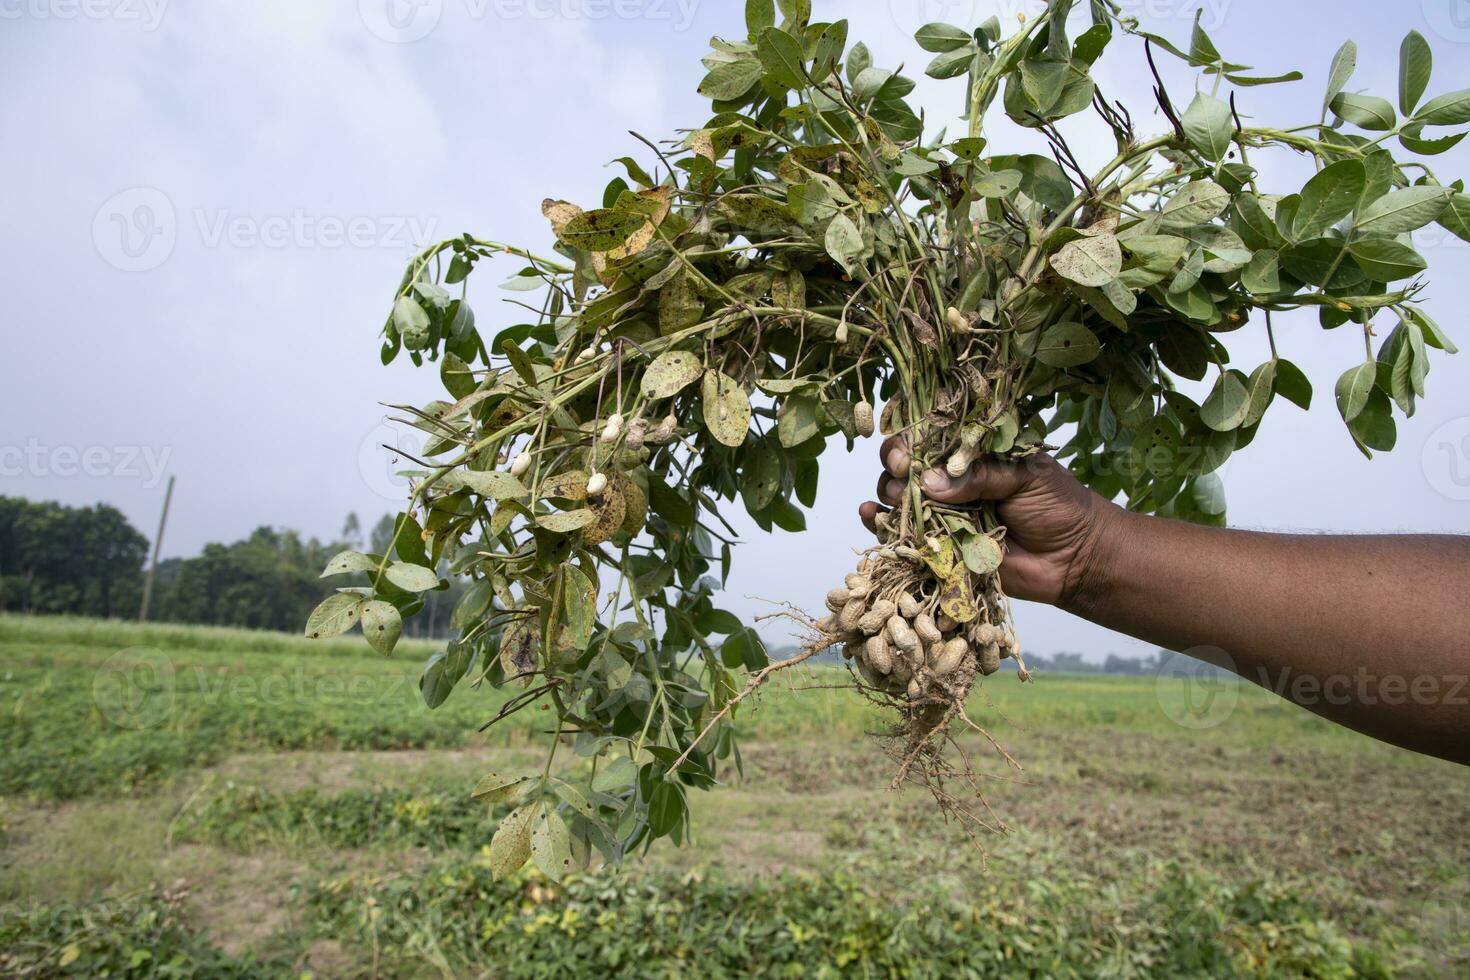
[360,600,402,656]
[1189,10,1222,64]
[926,48,975,80]
[846,41,871,82]
[1398,31,1432,116]
[1355,186,1452,234]
[1192,472,1227,516]
[1073,24,1111,67]
[1335,361,1377,422]
[305,593,364,640]
[1158,328,1210,381]
[1324,40,1357,115]
[745,0,774,36]
[536,510,597,533]
[853,67,912,103]
[420,643,475,709]
[1240,249,1281,294]
[1033,321,1101,368]
[777,394,819,447]
[471,771,529,803]
[701,370,752,448]
[1438,192,1470,243]
[563,564,596,650]
[454,470,528,500]
[698,60,763,101]
[1330,92,1396,131]
[824,212,866,277]
[392,295,429,337]
[321,550,377,578]
[960,534,1003,575]
[974,169,1021,198]
[1050,234,1122,287]
[531,808,574,881]
[1200,372,1250,431]
[1160,180,1230,226]
[1399,129,1466,155]
[1346,238,1426,281]
[811,20,848,83]
[440,352,477,400]
[757,26,807,90]
[1275,358,1313,409]
[1348,388,1396,454]
[490,803,537,879]
[915,22,971,53]
[385,562,440,593]
[776,0,809,28]
[1182,93,1233,161]
[1292,160,1364,239]
[559,208,649,251]
[1414,88,1470,126]
[1241,361,1277,428]
[1408,307,1458,353]
[721,627,768,670]
[642,350,704,399]
[1224,70,1303,87]
[740,442,782,511]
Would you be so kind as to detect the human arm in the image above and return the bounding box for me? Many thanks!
[861,439,1470,765]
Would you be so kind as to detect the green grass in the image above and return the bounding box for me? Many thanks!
[1,614,1468,977]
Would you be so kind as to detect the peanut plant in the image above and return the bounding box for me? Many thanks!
[309,0,1468,878]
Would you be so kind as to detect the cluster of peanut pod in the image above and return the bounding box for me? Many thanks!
[816,556,1023,703]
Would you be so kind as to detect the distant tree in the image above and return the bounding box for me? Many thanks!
[0,497,148,617]
[340,512,364,551]
[369,514,397,557]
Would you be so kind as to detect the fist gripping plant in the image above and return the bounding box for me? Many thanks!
[311,0,1468,876]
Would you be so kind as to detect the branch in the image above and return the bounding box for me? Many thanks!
[667,624,836,773]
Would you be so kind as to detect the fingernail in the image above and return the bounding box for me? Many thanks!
[921,469,950,493]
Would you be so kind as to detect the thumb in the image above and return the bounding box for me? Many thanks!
[919,458,1032,504]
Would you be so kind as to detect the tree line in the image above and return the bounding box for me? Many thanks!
[0,497,468,637]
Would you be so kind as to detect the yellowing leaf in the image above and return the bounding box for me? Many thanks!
[1051,234,1122,287]
[489,802,539,879]
[701,370,752,448]
[642,350,704,399]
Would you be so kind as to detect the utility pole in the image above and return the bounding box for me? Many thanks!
[138,475,175,624]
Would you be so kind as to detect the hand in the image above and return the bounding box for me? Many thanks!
[858,437,1118,606]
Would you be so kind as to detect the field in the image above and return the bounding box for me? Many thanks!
[0,614,1466,977]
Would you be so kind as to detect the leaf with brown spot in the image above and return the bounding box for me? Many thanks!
[937,576,978,624]
[490,802,539,879]
[535,509,597,533]
[531,807,575,882]
[701,370,752,448]
[617,472,648,535]
[541,199,583,239]
[498,617,539,683]
[539,469,590,502]
[581,485,627,547]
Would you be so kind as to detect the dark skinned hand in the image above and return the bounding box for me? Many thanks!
[857,436,1118,607]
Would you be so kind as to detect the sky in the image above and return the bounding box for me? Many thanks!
[3,0,1469,661]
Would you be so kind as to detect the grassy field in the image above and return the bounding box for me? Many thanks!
[1,614,1466,977]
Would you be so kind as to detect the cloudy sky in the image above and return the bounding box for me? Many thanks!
[3,0,1469,660]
